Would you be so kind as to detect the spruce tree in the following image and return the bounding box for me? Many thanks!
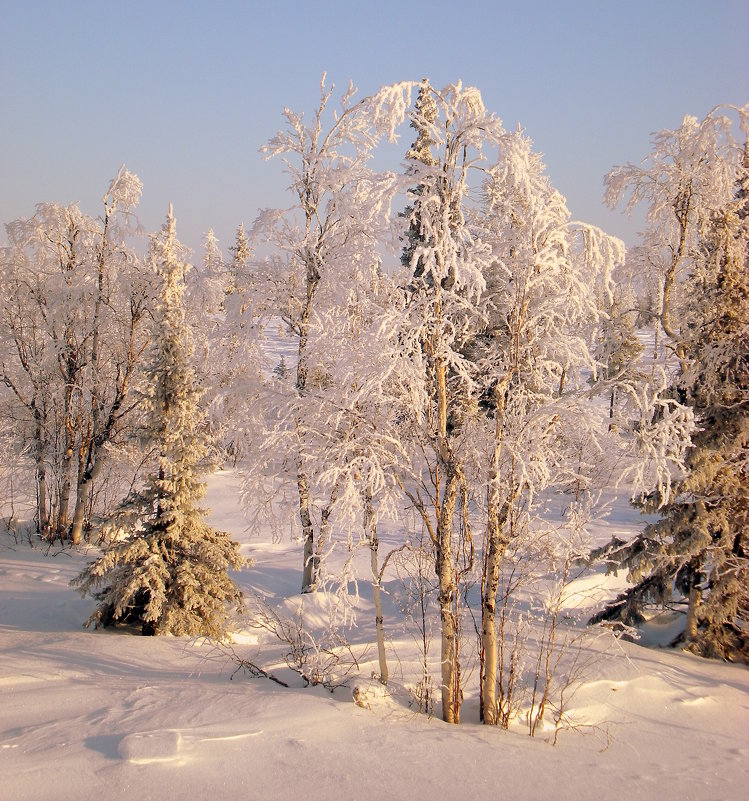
[593,149,749,662]
[401,78,438,281]
[72,207,245,637]
[227,223,251,298]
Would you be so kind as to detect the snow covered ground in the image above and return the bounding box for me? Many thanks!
[1,469,748,801]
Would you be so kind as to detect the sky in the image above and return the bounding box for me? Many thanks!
[1,0,747,255]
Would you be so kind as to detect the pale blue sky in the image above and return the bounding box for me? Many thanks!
[1,0,747,253]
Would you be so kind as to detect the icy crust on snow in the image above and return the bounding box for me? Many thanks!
[1,471,748,801]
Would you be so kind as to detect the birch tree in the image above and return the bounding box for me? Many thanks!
[0,168,149,541]
[69,168,151,543]
[246,76,411,592]
[393,81,506,723]
[473,130,625,724]
[605,104,749,365]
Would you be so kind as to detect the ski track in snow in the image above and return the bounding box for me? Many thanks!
[1,469,748,801]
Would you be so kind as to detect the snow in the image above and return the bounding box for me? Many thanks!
[1,470,748,801]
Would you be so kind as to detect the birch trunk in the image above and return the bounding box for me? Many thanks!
[482,497,516,722]
[70,365,135,544]
[56,396,75,541]
[365,491,389,685]
[481,387,509,725]
[70,452,99,544]
[35,418,49,536]
[437,468,461,723]
[298,466,316,593]
[436,353,461,721]
[71,219,107,546]
[309,481,339,582]
[296,243,321,593]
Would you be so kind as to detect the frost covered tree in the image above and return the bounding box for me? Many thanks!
[304,268,416,684]
[605,105,749,365]
[68,170,152,544]
[187,228,244,461]
[72,208,244,637]
[246,76,411,592]
[594,107,749,661]
[595,287,645,425]
[196,228,227,314]
[401,78,438,278]
[0,167,151,541]
[227,223,251,300]
[473,130,629,725]
[392,81,508,723]
[391,89,631,724]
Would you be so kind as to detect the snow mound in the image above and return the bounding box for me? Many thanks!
[118,730,183,764]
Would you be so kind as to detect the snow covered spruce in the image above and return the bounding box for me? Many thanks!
[71,208,245,637]
[593,106,749,662]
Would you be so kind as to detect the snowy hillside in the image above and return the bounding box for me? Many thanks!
[1,469,747,801]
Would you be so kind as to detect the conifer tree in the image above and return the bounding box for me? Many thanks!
[401,78,438,279]
[594,131,749,662]
[227,223,251,299]
[72,207,244,637]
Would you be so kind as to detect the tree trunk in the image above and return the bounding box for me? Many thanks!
[437,467,461,723]
[70,444,88,544]
[365,491,388,685]
[481,387,511,725]
[482,479,502,721]
[296,324,316,591]
[313,481,339,577]
[431,335,464,723]
[73,209,108,546]
[482,541,501,723]
[56,401,76,541]
[35,424,49,537]
[71,443,100,545]
[69,485,87,545]
[70,385,131,544]
[298,466,316,593]
[685,578,702,644]
[296,247,320,593]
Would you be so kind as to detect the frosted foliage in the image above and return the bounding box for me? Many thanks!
[481,130,618,391]
[105,165,143,214]
[72,208,244,638]
[605,104,749,341]
[594,108,748,662]
[467,128,638,518]
[204,79,701,691]
[0,168,151,542]
[203,229,223,274]
[406,80,438,165]
[444,81,486,121]
[620,372,694,505]
[368,81,414,142]
[605,108,748,232]
[242,80,418,564]
[403,82,506,299]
